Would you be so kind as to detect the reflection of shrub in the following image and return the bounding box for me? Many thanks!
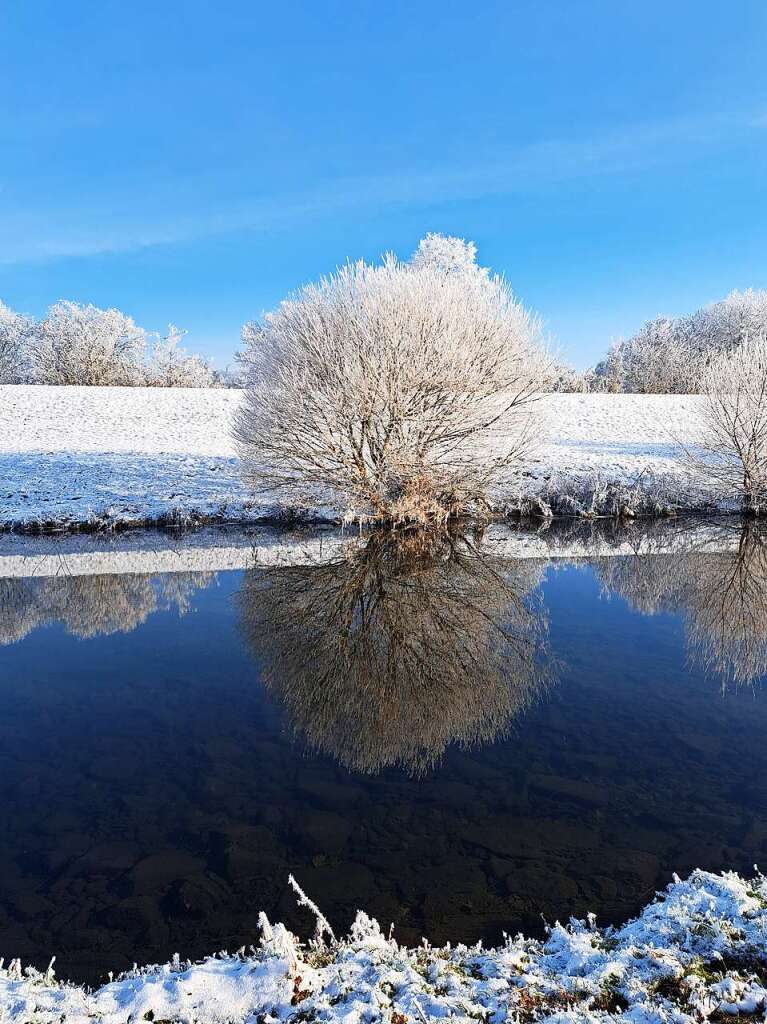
[596,522,767,685]
[235,235,550,524]
[239,528,550,774]
[0,572,214,645]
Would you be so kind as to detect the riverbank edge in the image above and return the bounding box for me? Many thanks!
[0,869,765,1023]
[0,472,735,536]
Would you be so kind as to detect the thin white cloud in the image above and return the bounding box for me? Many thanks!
[0,107,763,266]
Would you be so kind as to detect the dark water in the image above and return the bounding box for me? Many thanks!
[1,524,766,983]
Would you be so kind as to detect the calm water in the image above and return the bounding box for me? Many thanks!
[0,523,766,983]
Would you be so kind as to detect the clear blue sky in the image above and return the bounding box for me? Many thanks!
[1,1,765,369]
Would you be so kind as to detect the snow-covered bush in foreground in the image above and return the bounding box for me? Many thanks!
[1,870,765,1023]
[235,234,551,524]
[591,288,767,394]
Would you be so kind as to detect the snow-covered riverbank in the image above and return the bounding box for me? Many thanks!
[1,870,765,1023]
[0,386,709,530]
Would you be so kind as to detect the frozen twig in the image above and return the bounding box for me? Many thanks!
[288,874,336,944]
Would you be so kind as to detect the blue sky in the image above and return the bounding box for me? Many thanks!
[1,1,765,369]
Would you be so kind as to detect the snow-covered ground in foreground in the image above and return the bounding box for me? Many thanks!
[1,870,765,1023]
[0,387,707,529]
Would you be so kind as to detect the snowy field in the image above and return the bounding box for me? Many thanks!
[0,386,707,529]
[0,870,765,1023]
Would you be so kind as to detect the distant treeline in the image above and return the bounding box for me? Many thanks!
[4,283,766,394]
[0,299,229,387]
[554,288,767,394]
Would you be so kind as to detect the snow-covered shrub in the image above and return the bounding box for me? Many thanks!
[592,289,767,393]
[685,331,767,513]
[0,300,32,384]
[146,324,220,387]
[1,869,765,1023]
[235,235,551,523]
[28,300,147,386]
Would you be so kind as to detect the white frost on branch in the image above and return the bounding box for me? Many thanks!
[288,874,336,945]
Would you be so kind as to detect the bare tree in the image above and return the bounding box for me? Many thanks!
[684,332,767,513]
[238,528,549,774]
[0,300,32,384]
[235,236,551,523]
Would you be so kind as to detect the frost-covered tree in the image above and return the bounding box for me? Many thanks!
[20,302,220,387]
[146,325,220,387]
[623,317,692,393]
[28,300,147,386]
[236,235,551,522]
[0,300,32,384]
[688,288,767,359]
[685,331,767,514]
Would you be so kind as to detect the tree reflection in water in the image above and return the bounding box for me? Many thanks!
[0,572,215,645]
[596,521,767,686]
[239,527,551,775]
